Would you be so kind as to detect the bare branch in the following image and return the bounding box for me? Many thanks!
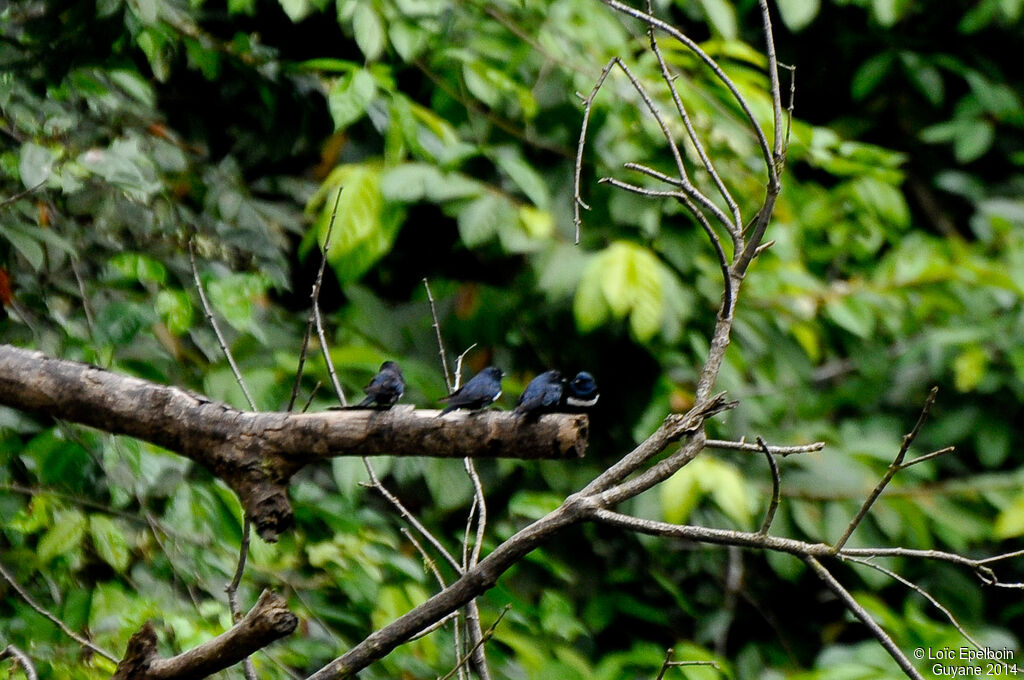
[756,437,780,535]
[437,606,510,680]
[803,556,924,680]
[0,645,38,680]
[0,560,117,662]
[644,0,742,236]
[113,590,297,680]
[654,648,720,680]
[288,187,344,411]
[424,278,453,392]
[189,241,257,411]
[833,387,939,552]
[600,0,775,185]
[573,59,616,243]
[706,439,825,455]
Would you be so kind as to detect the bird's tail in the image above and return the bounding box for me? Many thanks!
[356,395,375,407]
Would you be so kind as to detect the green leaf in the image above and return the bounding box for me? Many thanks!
[328,68,376,131]
[279,0,313,22]
[89,515,131,572]
[824,295,875,338]
[155,289,194,335]
[107,252,167,284]
[953,345,988,392]
[660,459,703,524]
[696,0,737,38]
[851,52,895,101]
[353,4,385,61]
[775,0,820,31]
[313,165,406,285]
[37,509,87,564]
[954,119,994,163]
[872,0,912,26]
[457,193,514,248]
[19,142,54,188]
[994,493,1024,539]
[899,52,944,106]
[207,273,270,332]
[3,224,45,271]
[388,21,427,62]
[850,176,910,228]
[518,205,554,239]
[574,256,610,332]
[493,146,550,209]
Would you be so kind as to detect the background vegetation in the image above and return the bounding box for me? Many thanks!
[2,0,1022,677]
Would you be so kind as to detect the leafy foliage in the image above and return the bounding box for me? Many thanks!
[1,0,1022,678]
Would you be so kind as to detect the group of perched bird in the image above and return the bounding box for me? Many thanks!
[355,361,599,417]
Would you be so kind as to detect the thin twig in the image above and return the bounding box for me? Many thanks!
[655,648,720,680]
[706,439,825,455]
[573,59,616,244]
[645,0,741,236]
[599,0,775,184]
[833,387,939,552]
[804,556,924,680]
[842,556,985,650]
[756,437,780,535]
[310,190,347,407]
[0,561,118,662]
[0,645,38,680]
[424,278,453,392]
[0,178,47,208]
[436,606,511,680]
[189,241,258,410]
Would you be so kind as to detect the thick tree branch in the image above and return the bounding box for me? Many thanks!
[112,590,297,680]
[0,345,588,540]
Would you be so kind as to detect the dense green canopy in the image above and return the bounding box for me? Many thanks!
[1,0,1022,677]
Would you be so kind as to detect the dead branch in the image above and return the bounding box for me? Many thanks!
[112,590,297,679]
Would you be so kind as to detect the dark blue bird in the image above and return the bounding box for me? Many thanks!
[356,361,405,408]
[563,371,599,410]
[514,370,564,418]
[438,366,504,415]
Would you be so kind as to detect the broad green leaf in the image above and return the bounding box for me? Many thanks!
[697,0,737,39]
[899,52,944,106]
[107,252,167,284]
[954,119,994,163]
[279,0,313,21]
[573,255,610,332]
[328,68,376,131]
[660,458,703,524]
[208,273,270,332]
[953,345,988,392]
[38,509,87,564]
[872,0,912,26]
[852,53,895,100]
[776,0,820,31]
[458,193,515,248]
[824,295,875,338]
[518,205,554,239]
[493,146,550,209]
[3,224,45,271]
[994,493,1024,539]
[89,515,131,572]
[19,142,54,188]
[353,4,385,62]
[388,21,427,62]
[155,289,194,335]
[850,176,909,228]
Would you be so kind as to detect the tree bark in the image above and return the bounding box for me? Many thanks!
[112,590,297,680]
[0,345,588,540]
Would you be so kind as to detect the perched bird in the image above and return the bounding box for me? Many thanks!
[514,370,564,418]
[438,366,504,415]
[355,361,405,408]
[563,371,599,410]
